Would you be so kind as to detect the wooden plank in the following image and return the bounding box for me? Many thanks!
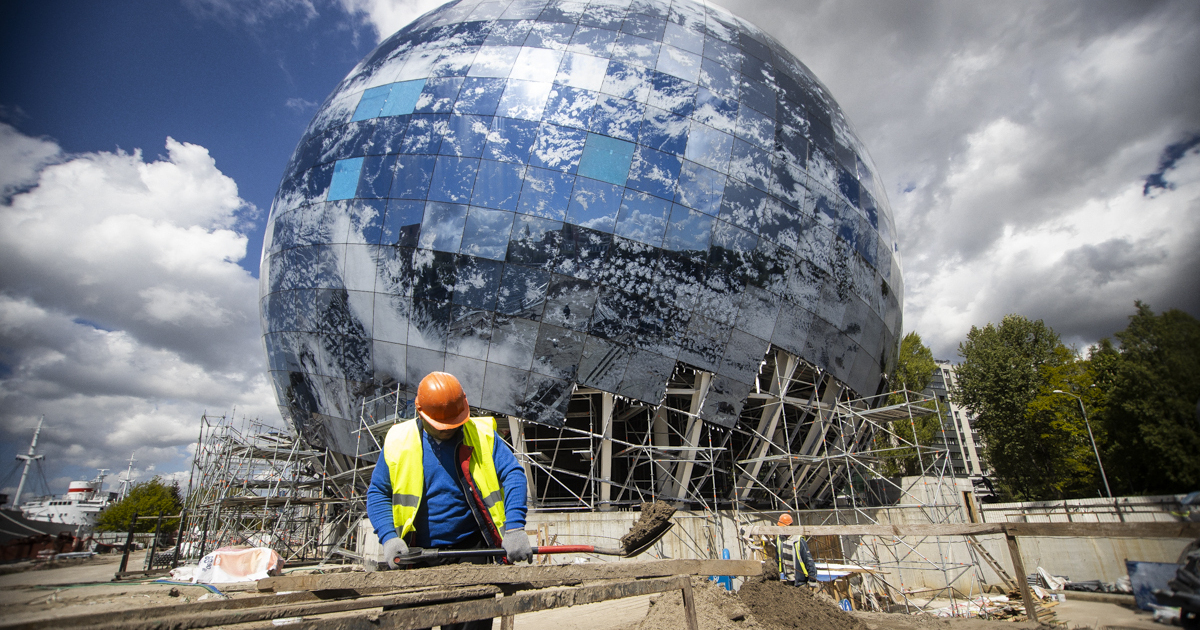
[1003,522,1200,539]
[4,587,502,630]
[289,576,690,630]
[746,521,1200,539]
[258,559,761,593]
[1005,533,1038,623]
[681,579,699,630]
[746,524,1004,537]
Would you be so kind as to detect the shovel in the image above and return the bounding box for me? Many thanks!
[392,520,673,565]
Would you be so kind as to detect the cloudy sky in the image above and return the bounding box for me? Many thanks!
[1,0,1197,499]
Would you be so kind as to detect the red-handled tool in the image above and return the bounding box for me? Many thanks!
[392,521,673,565]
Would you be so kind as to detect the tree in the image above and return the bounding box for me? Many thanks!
[952,315,1077,500]
[97,478,183,533]
[879,333,940,477]
[1101,302,1200,495]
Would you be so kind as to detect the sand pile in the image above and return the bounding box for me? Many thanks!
[626,574,865,630]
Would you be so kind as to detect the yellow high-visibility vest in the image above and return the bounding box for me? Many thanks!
[383,416,506,541]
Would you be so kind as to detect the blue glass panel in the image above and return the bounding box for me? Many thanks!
[415,78,464,113]
[531,323,586,379]
[418,202,468,252]
[328,157,364,201]
[364,116,408,156]
[451,20,493,47]
[352,85,392,122]
[626,144,681,200]
[511,47,564,82]
[699,56,739,100]
[556,224,613,280]
[381,79,426,116]
[400,114,446,154]
[610,32,660,68]
[453,77,506,115]
[543,274,599,331]
[506,213,563,269]
[693,87,738,133]
[663,21,703,54]
[382,199,425,247]
[433,46,483,78]
[555,52,609,92]
[639,106,689,154]
[684,122,733,172]
[718,179,769,233]
[739,76,777,118]
[461,206,516,260]
[439,114,491,157]
[466,45,521,78]
[543,85,596,129]
[576,132,635,185]
[566,27,617,57]
[356,154,396,199]
[645,71,696,116]
[588,94,643,141]
[390,154,436,199]
[530,123,587,172]
[728,138,771,192]
[345,198,388,245]
[471,159,526,210]
[655,44,702,83]
[540,1,587,24]
[483,116,539,163]
[496,263,549,318]
[663,204,713,253]
[702,36,742,71]
[479,361,529,418]
[565,176,622,232]
[621,13,666,40]
[735,104,774,149]
[675,160,725,216]
[614,190,670,246]
[576,336,630,391]
[524,22,576,50]
[488,315,539,369]
[579,3,623,30]
[408,300,452,352]
[616,348,673,402]
[518,167,575,220]
[599,61,650,102]
[482,20,533,46]
[428,156,480,204]
[452,255,503,310]
[496,80,553,121]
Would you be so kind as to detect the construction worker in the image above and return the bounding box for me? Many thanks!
[366,372,531,583]
[774,514,818,586]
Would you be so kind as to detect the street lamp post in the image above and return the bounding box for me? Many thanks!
[1052,389,1113,498]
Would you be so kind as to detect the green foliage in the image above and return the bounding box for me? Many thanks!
[952,315,1085,500]
[879,333,941,477]
[96,478,183,533]
[1101,302,1200,495]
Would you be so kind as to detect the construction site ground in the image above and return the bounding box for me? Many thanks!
[0,554,1164,630]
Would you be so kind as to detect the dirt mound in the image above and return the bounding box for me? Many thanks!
[738,576,866,630]
[628,578,760,630]
[620,502,676,553]
[625,575,865,630]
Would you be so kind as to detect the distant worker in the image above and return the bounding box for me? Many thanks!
[367,372,531,622]
[774,514,818,586]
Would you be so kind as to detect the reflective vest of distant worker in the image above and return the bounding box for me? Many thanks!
[774,514,818,585]
[366,372,531,586]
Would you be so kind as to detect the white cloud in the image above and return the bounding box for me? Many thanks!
[337,0,449,40]
[0,124,277,497]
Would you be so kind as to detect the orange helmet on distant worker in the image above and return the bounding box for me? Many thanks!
[415,372,470,431]
[777,514,793,526]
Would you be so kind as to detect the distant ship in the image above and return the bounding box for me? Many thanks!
[18,472,117,526]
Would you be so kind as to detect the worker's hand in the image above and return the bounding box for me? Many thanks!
[383,537,408,569]
[502,528,532,563]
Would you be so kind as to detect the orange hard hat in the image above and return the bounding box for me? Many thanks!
[416,372,470,431]
[777,514,793,526]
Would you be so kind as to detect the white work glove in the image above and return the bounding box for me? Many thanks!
[502,528,533,563]
[383,537,409,569]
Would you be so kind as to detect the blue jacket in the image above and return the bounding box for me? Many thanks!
[366,423,528,547]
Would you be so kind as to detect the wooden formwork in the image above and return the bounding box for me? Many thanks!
[4,559,762,630]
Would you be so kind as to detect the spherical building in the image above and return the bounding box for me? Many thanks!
[260,0,903,500]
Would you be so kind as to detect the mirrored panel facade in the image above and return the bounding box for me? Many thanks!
[261,0,903,455]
